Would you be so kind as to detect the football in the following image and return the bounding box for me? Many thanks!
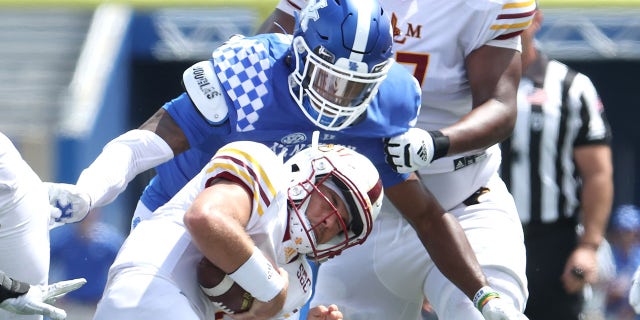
[197,257,254,314]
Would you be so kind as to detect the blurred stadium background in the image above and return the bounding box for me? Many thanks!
[0,0,279,231]
[0,0,638,318]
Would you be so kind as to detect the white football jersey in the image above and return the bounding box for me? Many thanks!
[0,132,51,320]
[107,141,312,319]
[0,133,43,211]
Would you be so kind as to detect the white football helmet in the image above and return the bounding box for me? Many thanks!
[285,143,384,262]
[288,0,394,131]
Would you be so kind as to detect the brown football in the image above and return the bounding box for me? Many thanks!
[197,257,254,314]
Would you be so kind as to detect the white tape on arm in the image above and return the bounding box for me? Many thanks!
[228,247,285,302]
[77,129,173,207]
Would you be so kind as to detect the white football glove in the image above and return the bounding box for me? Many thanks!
[383,128,436,174]
[45,182,92,228]
[474,286,528,320]
[629,267,640,314]
[0,278,87,320]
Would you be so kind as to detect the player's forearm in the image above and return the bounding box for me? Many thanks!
[187,208,254,274]
[385,178,487,299]
[77,129,173,207]
[442,99,516,156]
[185,183,255,273]
[421,213,487,299]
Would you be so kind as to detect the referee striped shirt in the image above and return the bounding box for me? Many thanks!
[501,53,611,225]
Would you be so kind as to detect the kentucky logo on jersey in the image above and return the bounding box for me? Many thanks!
[299,0,327,31]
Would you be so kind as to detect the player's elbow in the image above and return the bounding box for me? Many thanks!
[184,204,213,237]
[488,99,517,143]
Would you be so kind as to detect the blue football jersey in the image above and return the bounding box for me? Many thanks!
[141,33,421,212]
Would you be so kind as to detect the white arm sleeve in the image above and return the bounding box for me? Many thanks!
[76,129,174,207]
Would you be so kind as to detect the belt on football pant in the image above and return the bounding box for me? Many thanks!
[452,152,487,171]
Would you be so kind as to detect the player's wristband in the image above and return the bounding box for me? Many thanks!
[472,286,501,311]
[428,130,450,161]
[229,247,284,302]
[0,271,29,302]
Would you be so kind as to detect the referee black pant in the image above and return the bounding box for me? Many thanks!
[523,219,582,320]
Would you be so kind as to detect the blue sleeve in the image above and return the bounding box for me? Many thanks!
[376,64,421,130]
[375,153,410,189]
[353,137,409,188]
[162,92,231,151]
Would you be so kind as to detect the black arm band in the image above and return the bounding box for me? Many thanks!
[0,270,30,303]
[428,130,450,161]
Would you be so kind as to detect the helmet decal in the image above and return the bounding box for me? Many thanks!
[299,0,327,31]
[350,0,376,61]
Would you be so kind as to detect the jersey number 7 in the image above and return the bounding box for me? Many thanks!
[396,51,430,87]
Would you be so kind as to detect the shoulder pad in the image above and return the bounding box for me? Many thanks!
[183,60,229,124]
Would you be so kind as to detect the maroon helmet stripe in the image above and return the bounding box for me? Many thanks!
[367,179,383,204]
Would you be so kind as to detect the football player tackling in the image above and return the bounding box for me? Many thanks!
[49,0,525,318]
[259,0,536,319]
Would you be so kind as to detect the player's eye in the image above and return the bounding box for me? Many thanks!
[330,194,340,207]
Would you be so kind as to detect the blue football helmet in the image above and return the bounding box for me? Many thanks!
[288,0,394,131]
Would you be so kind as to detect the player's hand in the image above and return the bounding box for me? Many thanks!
[46,182,91,228]
[480,298,528,320]
[474,287,528,320]
[0,278,87,320]
[630,267,640,314]
[307,304,343,320]
[230,267,289,320]
[383,128,434,173]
